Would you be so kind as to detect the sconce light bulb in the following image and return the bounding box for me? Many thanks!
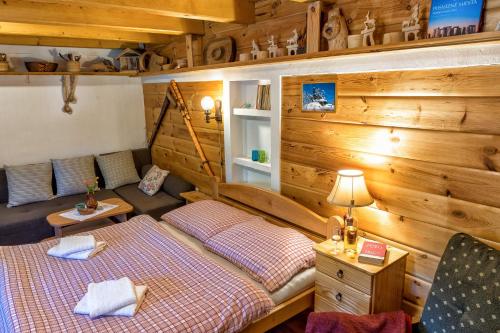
[201,96,215,111]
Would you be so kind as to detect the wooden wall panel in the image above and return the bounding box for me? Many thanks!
[151,0,500,65]
[281,66,500,321]
[144,81,224,194]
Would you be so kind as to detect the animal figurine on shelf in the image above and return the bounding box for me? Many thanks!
[322,7,349,51]
[286,29,299,56]
[267,35,278,58]
[402,2,421,41]
[251,40,260,60]
[496,20,500,31]
[361,11,376,47]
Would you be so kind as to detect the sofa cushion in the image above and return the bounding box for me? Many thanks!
[138,165,169,196]
[163,174,195,200]
[5,162,54,207]
[52,155,96,196]
[419,233,499,333]
[0,189,116,245]
[114,183,183,220]
[96,150,140,190]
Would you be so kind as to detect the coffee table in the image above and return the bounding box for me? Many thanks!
[47,197,133,237]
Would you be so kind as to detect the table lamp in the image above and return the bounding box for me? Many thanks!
[327,170,374,254]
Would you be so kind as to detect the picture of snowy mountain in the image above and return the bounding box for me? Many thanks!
[302,82,336,112]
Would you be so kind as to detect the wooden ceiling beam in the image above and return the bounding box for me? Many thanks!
[0,22,173,43]
[0,35,139,48]
[28,0,255,24]
[0,0,204,35]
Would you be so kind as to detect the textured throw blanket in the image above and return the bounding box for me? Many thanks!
[0,215,273,333]
[305,311,412,333]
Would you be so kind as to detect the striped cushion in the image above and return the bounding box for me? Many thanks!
[5,162,54,207]
[52,155,95,196]
[96,150,140,190]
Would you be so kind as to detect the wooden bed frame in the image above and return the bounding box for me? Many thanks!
[211,181,336,333]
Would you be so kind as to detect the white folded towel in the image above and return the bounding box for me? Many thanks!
[47,235,96,257]
[62,241,107,260]
[87,277,138,318]
[74,285,148,317]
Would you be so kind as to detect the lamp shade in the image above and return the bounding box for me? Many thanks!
[201,96,215,110]
[327,170,374,207]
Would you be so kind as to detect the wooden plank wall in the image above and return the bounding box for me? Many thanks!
[152,0,500,64]
[280,65,500,320]
[143,81,224,194]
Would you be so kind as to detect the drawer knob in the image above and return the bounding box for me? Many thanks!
[336,269,344,279]
[335,292,342,302]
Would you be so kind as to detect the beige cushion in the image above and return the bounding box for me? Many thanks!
[52,155,95,196]
[5,162,54,207]
[96,150,140,190]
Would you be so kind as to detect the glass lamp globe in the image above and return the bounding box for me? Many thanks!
[201,96,215,111]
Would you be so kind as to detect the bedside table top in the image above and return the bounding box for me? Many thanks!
[314,238,408,275]
[180,191,212,202]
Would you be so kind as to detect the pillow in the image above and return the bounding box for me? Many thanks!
[161,200,254,242]
[204,218,316,292]
[163,173,195,200]
[96,150,140,189]
[138,165,169,196]
[5,162,54,207]
[52,155,95,196]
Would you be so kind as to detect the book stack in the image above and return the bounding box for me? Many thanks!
[256,82,271,111]
[358,240,387,266]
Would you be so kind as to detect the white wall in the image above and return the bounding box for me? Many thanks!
[0,45,146,166]
[143,42,500,191]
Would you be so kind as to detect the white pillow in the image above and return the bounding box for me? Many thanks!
[138,165,169,196]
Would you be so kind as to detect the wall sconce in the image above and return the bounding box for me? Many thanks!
[201,96,222,123]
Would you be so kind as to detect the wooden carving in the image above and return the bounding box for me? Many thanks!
[322,7,349,51]
[203,37,236,65]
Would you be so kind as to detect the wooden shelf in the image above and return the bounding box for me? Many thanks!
[233,108,272,118]
[141,32,500,77]
[0,71,136,76]
[233,157,271,174]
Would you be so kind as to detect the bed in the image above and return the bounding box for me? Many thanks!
[0,182,335,333]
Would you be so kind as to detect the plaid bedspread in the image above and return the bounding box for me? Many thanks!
[0,215,274,333]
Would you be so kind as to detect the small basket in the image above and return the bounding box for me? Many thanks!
[66,61,80,73]
[0,62,9,72]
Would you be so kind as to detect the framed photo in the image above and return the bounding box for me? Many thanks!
[302,82,337,113]
[427,0,484,38]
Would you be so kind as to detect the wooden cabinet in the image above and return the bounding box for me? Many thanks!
[313,239,408,315]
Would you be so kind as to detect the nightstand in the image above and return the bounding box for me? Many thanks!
[180,191,212,204]
[313,238,408,315]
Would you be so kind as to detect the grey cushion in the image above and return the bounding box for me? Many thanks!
[114,183,183,220]
[96,150,140,190]
[163,174,195,200]
[5,162,54,207]
[52,155,96,196]
[0,189,116,245]
[419,233,499,333]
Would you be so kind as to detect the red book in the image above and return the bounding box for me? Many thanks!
[358,240,387,266]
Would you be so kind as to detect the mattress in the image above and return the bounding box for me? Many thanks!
[158,220,316,305]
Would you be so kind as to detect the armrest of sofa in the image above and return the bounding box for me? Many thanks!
[162,174,195,200]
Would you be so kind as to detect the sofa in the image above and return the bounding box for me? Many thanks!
[0,148,194,246]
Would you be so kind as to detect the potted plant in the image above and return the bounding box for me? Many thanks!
[83,177,99,210]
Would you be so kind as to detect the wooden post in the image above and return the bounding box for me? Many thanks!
[306,1,323,54]
[185,34,194,68]
[169,80,215,177]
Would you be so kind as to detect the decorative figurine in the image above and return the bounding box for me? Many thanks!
[361,11,376,47]
[402,2,421,41]
[267,35,278,58]
[496,20,500,31]
[322,7,349,51]
[251,40,260,60]
[286,29,299,56]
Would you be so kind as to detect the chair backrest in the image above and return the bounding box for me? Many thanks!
[418,233,499,332]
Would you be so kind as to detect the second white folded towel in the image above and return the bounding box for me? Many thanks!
[87,277,138,318]
[47,235,107,260]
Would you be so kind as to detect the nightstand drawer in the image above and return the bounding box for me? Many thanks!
[316,253,372,294]
[315,295,364,315]
[315,271,371,314]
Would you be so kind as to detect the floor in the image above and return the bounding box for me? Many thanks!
[267,309,311,333]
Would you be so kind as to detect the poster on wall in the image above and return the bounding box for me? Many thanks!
[302,82,336,112]
[427,0,484,38]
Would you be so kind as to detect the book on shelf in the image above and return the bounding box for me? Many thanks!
[358,240,387,266]
[256,82,271,111]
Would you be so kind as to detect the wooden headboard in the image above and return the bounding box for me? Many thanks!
[212,182,333,243]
